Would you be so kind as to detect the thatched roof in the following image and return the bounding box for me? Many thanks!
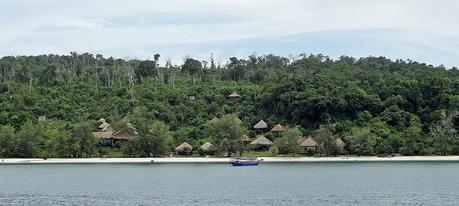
[336,138,347,147]
[271,124,285,132]
[250,135,273,146]
[175,142,193,151]
[93,132,113,139]
[101,126,115,132]
[241,134,252,142]
[228,91,241,98]
[253,120,268,129]
[198,142,214,151]
[113,131,135,140]
[98,118,106,123]
[299,136,318,147]
[98,122,111,129]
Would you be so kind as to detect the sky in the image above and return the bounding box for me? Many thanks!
[0,0,458,67]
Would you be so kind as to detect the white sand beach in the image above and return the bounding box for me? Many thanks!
[2,156,459,164]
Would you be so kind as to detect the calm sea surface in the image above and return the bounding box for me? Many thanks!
[1,162,458,205]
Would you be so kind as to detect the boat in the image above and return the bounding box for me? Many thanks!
[230,157,262,166]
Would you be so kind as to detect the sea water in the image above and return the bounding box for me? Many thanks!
[0,162,458,205]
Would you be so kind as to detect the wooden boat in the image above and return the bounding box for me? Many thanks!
[230,157,261,166]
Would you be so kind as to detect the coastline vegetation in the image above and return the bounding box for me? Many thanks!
[0,53,458,158]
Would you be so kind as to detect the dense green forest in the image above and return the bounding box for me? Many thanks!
[0,52,458,158]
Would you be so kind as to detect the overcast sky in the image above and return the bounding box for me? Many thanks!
[0,0,458,67]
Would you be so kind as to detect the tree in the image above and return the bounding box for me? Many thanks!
[69,121,98,158]
[182,58,202,84]
[431,111,457,155]
[274,127,302,154]
[315,125,338,156]
[0,125,16,157]
[347,128,377,156]
[123,120,172,157]
[205,114,244,156]
[14,121,44,158]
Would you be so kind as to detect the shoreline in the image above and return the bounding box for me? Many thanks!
[2,156,459,164]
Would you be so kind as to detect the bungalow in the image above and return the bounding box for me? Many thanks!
[198,142,215,155]
[241,134,252,145]
[271,124,285,135]
[253,120,268,133]
[250,135,273,151]
[175,142,193,155]
[298,136,318,153]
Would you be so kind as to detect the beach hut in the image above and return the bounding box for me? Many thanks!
[198,142,215,155]
[113,130,136,141]
[271,124,285,135]
[228,91,242,101]
[253,120,268,133]
[250,135,273,151]
[298,136,318,153]
[93,131,115,146]
[175,142,193,155]
[241,134,252,145]
[98,122,111,129]
[336,138,347,154]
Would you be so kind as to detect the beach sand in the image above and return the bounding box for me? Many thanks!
[2,156,459,164]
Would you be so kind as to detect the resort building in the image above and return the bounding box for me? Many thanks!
[241,134,252,145]
[298,136,318,153]
[253,120,268,133]
[198,142,215,155]
[250,135,273,151]
[175,142,193,155]
[228,91,242,101]
[271,124,285,135]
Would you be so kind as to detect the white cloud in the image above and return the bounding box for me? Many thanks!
[0,0,458,67]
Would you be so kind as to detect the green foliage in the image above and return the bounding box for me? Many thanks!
[274,127,302,154]
[123,120,172,157]
[204,114,244,156]
[0,53,458,157]
[315,125,339,156]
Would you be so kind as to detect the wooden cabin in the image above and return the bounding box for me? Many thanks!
[298,136,318,153]
[336,138,348,154]
[175,142,193,155]
[250,135,273,151]
[241,134,252,145]
[198,142,215,155]
[253,120,268,133]
[228,91,242,101]
[271,124,285,135]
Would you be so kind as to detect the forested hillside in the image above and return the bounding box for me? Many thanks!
[0,53,458,157]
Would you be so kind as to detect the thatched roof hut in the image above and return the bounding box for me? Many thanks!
[253,120,268,130]
[241,134,252,144]
[113,131,135,140]
[175,142,193,154]
[198,142,214,151]
[250,135,273,146]
[98,122,111,129]
[271,124,285,133]
[300,137,318,147]
[336,138,347,153]
[228,91,242,99]
[93,132,113,139]
[298,136,318,153]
